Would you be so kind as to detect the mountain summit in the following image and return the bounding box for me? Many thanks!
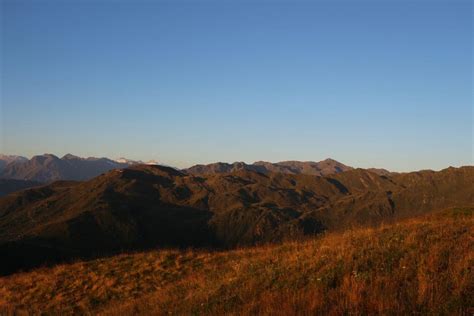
[0,155,28,172]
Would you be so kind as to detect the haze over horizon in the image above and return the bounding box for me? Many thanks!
[1,0,472,171]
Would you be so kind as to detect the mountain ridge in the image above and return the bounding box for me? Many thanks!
[183,158,354,176]
[0,154,382,183]
[0,164,472,275]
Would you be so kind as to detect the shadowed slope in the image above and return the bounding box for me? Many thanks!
[0,179,42,197]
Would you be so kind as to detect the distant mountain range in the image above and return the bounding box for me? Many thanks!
[0,153,390,184]
[0,154,161,183]
[0,154,133,182]
[183,158,354,176]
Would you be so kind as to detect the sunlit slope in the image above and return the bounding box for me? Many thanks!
[1,207,472,315]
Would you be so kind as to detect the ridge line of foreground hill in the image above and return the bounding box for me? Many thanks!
[0,207,472,315]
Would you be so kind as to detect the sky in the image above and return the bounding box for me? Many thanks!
[0,0,472,171]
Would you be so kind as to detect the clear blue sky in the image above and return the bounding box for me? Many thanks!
[1,0,472,171]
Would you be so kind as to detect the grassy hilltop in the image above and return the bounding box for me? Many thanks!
[1,207,472,315]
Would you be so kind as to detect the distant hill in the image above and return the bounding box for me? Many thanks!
[184,158,353,176]
[0,154,135,182]
[0,164,472,275]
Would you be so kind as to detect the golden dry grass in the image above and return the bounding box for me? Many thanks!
[0,208,473,315]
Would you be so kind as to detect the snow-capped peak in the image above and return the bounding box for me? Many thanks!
[114,158,144,165]
[145,160,159,165]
